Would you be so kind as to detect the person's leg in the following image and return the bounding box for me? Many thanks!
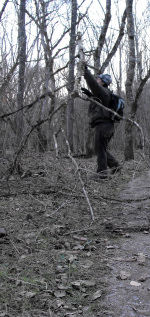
[92,123,122,180]
[95,125,109,176]
[107,151,120,168]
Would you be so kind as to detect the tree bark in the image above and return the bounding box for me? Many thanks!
[16,0,26,145]
[34,0,56,152]
[124,0,135,160]
[66,0,77,152]
[100,9,127,74]
[94,0,111,72]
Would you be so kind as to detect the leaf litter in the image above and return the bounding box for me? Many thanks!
[0,151,150,316]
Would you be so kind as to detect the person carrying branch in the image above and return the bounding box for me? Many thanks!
[81,65,122,180]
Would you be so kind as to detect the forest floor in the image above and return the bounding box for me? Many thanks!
[0,149,150,317]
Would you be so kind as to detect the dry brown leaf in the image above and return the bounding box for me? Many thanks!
[73,235,87,241]
[130,281,141,287]
[119,270,131,280]
[80,280,96,287]
[71,279,95,289]
[68,254,77,263]
[92,289,102,301]
[57,284,68,290]
[25,291,37,298]
[72,244,83,250]
[137,252,145,263]
[54,290,66,298]
[106,245,116,250]
[56,299,64,308]
[80,260,94,269]
[19,291,36,298]
[71,281,81,289]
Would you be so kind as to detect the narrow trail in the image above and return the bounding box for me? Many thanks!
[102,170,150,317]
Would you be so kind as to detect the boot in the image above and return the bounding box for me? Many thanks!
[110,164,123,174]
[88,171,108,181]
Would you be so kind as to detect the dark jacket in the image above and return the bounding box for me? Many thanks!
[84,68,112,127]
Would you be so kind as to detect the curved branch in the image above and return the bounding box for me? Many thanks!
[0,0,9,21]
[94,0,111,71]
[100,9,127,73]
[132,68,150,114]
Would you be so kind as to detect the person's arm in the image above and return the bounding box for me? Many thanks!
[84,68,111,107]
[81,87,94,97]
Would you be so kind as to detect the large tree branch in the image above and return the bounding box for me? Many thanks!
[94,0,111,71]
[0,0,9,21]
[125,0,136,105]
[132,68,150,114]
[100,9,127,73]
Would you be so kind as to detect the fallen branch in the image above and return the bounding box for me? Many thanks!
[0,185,150,203]
[62,129,95,221]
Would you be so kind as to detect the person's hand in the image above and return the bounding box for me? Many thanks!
[81,87,93,97]
[82,61,88,70]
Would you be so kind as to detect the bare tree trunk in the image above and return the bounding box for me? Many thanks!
[16,0,26,145]
[66,0,77,152]
[124,0,150,160]
[34,0,56,152]
[124,0,135,160]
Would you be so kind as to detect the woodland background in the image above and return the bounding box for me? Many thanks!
[0,0,150,174]
[1,2,150,316]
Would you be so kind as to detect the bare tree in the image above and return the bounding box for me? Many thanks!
[94,0,111,72]
[25,0,73,151]
[124,0,150,160]
[0,0,149,161]
[99,8,127,75]
[66,0,77,151]
[124,0,135,160]
[16,0,26,145]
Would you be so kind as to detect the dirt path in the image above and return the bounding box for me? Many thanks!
[102,170,150,317]
[0,152,150,316]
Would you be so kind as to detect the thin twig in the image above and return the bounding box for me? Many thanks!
[2,273,48,289]
[8,238,21,256]
[50,181,78,216]
[63,227,98,236]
